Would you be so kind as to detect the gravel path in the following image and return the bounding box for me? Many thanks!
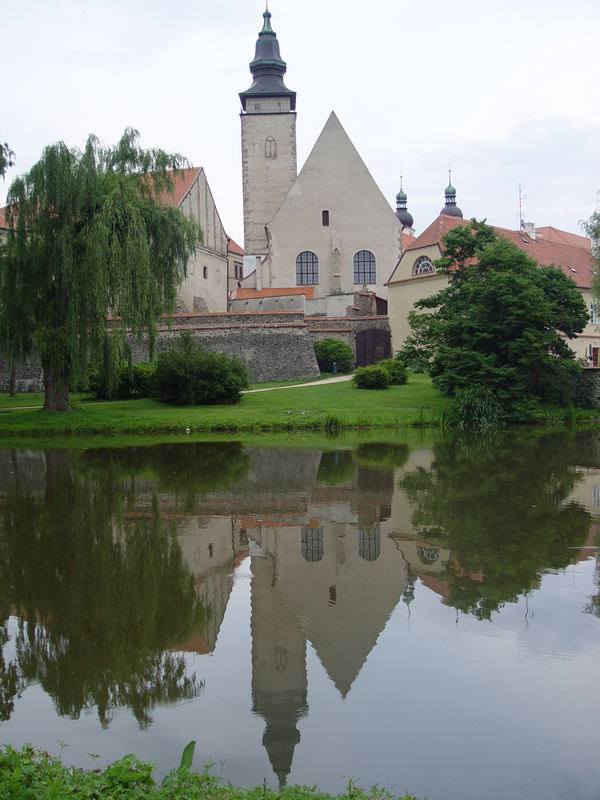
[242,374,353,394]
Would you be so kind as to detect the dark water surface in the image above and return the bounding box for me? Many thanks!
[0,432,599,800]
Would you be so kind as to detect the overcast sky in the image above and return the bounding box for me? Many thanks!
[2,0,600,244]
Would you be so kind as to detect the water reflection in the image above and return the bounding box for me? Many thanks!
[396,432,592,619]
[0,433,598,795]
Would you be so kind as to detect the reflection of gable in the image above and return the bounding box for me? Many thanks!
[252,521,408,697]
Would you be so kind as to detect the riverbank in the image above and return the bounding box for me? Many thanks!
[0,373,596,439]
[0,744,419,800]
[0,374,450,438]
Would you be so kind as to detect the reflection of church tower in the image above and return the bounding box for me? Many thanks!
[250,551,307,787]
[240,7,297,259]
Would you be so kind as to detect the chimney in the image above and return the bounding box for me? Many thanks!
[523,221,536,241]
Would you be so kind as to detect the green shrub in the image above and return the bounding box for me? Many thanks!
[314,338,354,373]
[353,365,389,389]
[449,384,501,429]
[90,360,155,399]
[153,333,248,406]
[378,358,408,385]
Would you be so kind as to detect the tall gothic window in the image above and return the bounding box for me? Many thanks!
[413,255,435,275]
[301,526,324,562]
[353,250,376,284]
[265,136,277,158]
[358,526,381,561]
[296,251,319,285]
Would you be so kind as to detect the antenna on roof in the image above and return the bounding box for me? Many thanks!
[518,183,527,230]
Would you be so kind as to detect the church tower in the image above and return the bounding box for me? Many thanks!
[240,7,297,259]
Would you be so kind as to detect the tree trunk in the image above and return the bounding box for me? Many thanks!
[43,362,71,412]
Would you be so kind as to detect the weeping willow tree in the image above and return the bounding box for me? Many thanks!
[0,129,200,411]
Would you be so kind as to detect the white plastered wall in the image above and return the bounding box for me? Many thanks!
[264,112,402,300]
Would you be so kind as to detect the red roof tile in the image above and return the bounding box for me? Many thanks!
[227,237,244,256]
[233,286,316,300]
[401,215,595,290]
[536,226,591,250]
[149,167,201,208]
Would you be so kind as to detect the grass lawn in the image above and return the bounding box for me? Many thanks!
[0,374,450,438]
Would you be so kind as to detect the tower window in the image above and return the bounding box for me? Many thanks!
[301,526,324,562]
[353,250,376,284]
[203,266,208,279]
[296,251,319,285]
[253,103,260,111]
[265,136,277,158]
[413,255,435,276]
[322,210,329,226]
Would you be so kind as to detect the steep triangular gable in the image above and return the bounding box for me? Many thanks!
[268,111,400,227]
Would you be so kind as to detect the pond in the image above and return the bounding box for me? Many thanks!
[0,431,599,800]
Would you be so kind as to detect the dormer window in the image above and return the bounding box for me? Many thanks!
[413,256,435,275]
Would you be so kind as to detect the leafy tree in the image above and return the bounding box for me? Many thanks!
[0,139,14,179]
[582,198,600,289]
[398,221,588,417]
[0,129,199,411]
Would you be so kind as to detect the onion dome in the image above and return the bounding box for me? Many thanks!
[395,179,414,229]
[440,170,463,218]
[239,7,296,111]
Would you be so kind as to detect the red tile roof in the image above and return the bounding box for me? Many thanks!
[0,206,9,230]
[536,226,591,250]
[233,286,316,300]
[227,237,244,256]
[147,167,202,208]
[399,215,596,290]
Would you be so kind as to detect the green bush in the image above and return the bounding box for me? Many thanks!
[377,358,408,385]
[314,338,354,373]
[153,333,248,406]
[449,384,501,429]
[90,360,155,399]
[353,365,389,389]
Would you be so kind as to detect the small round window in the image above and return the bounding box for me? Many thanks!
[413,256,435,276]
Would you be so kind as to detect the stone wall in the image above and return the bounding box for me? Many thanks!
[0,355,44,393]
[129,323,320,383]
[0,310,392,392]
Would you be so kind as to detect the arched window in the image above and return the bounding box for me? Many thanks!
[358,526,381,561]
[296,251,319,285]
[417,545,439,565]
[265,136,277,158]
[353,250,376,284]
[301,526,324,562]
[413,255,435,275]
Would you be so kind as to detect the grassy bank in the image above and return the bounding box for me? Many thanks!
[0,374,450,438]
[0,744,420,800]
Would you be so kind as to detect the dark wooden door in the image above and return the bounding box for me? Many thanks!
[355,329,391,366]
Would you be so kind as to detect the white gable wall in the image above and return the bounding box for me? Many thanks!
[263,112,402,300]
[178,170,228,311]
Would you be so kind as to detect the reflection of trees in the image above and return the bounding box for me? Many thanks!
[0,450,209,727]
[78,442,250,513]
[584,535,600,619]
[316,450,355,485]
[356,443,409,471]
[0,621,22,721]
[399,432,590,619]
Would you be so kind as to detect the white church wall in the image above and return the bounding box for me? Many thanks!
[264,113,402,301]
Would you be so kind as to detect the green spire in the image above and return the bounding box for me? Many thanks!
[261,6,273,34]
